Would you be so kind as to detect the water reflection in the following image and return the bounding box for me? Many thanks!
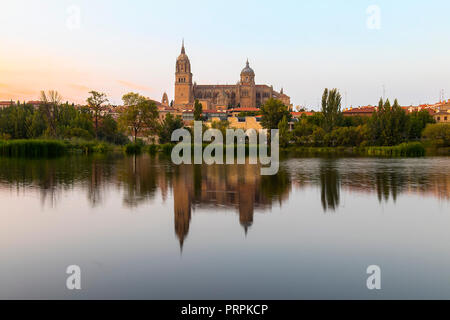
[172,163,291,247]
[0,155,448,247]
[319,159,340,211]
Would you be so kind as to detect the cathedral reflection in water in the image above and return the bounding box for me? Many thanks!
[172,163,291,249]
[0,155,448,251]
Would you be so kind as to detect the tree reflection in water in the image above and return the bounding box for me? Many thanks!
[319,159,340,211]
[0,155,448,249]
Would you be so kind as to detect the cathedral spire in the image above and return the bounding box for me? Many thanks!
[181,39,185,54]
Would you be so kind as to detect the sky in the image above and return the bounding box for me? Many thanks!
[1,0,450,109]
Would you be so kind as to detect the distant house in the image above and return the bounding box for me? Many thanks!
[182,109,228,122]
[291,111,315,119]
[228,107,261,117]
[434,110,450,123]
[343,106,376,117]
[26,101,41,109]
[0,101,13,109]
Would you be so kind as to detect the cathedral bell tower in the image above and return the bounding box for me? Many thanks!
[174,40,193,109]
[239,59,256,108]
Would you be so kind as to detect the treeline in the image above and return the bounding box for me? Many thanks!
[0,90,127,144]
[273,89,447,148]
[0,90,187,151]
[0,88,448,154]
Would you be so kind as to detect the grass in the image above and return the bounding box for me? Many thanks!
[363,142,425,157]
[0,139,430,158]
[285,142,427,157]
[287,146,355,156]
[0,139,67,157]
[0,139,117,158]
[65,139,113,154]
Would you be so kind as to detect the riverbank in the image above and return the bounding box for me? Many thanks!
[0,139,448,158]
[0,139,119,157]
[283,142,449,157]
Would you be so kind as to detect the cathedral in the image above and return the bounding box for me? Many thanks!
[173,41,292,111]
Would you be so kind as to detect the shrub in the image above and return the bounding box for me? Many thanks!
[422,123,450,147]
[64,128,94,140]
[148,144,158,155]
[92,142,110,154]
[124,143,142,155]
[160,143,173,155]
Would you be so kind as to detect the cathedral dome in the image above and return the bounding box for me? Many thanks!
[241,59,255,76]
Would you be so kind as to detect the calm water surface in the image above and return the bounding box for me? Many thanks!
[0,154,449,299]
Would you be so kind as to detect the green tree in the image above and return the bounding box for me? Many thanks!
[27,110,47,138]
[39,90,63,137]
[292,118,316,146]
[369,98,409,146]
[211,120,230,137]
[194,99,203,121]
[422,123,450,146]
[159,113,184,144]
[408,110,435,140]
[118,93,159,142]
[86,91,108,138]
[321,88,342,132]
[260,98,291,130]
[98,115,128,144]
[278,115,290,148]
[311,127,326,147]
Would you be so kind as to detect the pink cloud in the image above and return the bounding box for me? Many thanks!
[117,80,153,93]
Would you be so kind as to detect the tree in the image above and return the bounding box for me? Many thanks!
[194,99,203,121]
[260,98,291,130]
[86,91,108,138]
[408,110,435,140]
[159,113,184,144]
[292,118,316,145]
[422,123,450,147]
[118,92,159,142]
[119,105,142,142]
[369,98,409,146]
[98,114,128,145]
[278,115,290,148]
[122,92,142,107]
[27,110,46,138]
[39,90,62,137]
[321,88,342,133]
[211,120,230,137]
[141,100,160,135]
[390,99,409,145]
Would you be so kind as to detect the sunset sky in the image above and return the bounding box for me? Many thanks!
[1,0,450,109]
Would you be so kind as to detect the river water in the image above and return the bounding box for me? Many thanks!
[0,154,448,299]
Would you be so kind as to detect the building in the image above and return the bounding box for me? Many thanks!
[0,101,13,109]
[173,41,292,111]
[434,110,450,123]
[343,106,376,117]
[182,109,228,122]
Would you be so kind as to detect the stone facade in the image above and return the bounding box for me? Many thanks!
[174,42,292,111]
